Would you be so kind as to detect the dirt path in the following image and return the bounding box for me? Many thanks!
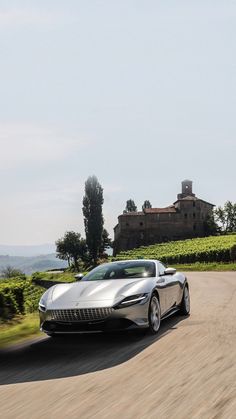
[1,272,236,419]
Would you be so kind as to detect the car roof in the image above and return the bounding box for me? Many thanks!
[110,259,159,264]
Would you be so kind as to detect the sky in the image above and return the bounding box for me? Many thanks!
[0,0,235,245]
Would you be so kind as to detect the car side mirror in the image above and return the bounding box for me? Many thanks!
[74,273,84,281]
[164,267,176,275]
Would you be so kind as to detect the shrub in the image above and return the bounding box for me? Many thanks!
[230,245,236,262]
[23,282,45,313]
[113,235,236,264]
[0,278,45,320]
[0,280,25,320]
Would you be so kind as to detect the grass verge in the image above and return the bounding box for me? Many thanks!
[32,271,76,283]
[0,312,42,349]
[172,262,236,271]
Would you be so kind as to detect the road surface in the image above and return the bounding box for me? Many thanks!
[1,272,236,419]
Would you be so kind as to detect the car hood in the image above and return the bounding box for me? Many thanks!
[47,278,150,309]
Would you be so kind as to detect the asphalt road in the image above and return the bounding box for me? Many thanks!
[1,272,236,419]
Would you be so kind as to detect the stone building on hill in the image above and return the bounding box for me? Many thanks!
[113,180,214,255]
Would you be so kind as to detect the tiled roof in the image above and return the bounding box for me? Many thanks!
[174,196,214,206]
[144,206,177,214]
[178,196,197,201]
[120,211,144,216]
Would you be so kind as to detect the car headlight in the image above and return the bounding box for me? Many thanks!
[114,293,148,309]
[39,303,46,312]
[38,295,47,312]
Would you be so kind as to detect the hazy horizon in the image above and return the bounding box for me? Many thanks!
[0,1,235,245]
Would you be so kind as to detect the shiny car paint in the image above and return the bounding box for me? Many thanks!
[39,260,188,334]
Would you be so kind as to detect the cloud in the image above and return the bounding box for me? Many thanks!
[0,122,87,170]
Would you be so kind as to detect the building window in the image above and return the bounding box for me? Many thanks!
[140,222,143,226]
[193,213,196,218]
[193,224,196,231]
[184,213,187,219]
[193,202,196,207]
[126,223,129,227]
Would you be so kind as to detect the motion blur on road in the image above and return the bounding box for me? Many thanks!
[1,272,236,419]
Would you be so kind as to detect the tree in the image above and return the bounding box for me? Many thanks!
[215,201,236,233]
[125,199,137,212]
[56,231,87,271]
[1,266,25,279]
[83,175,104,265]
[203,213,218,236]
[142,200,152,211]
[214,206,225,231]
[99,228,112,257]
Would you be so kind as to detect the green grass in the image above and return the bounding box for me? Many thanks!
[0,312,42,349]
[32,271,76,283]
[170,262,236,271]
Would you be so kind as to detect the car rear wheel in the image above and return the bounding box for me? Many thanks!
[180,286,190,315]
[148,295,161,334]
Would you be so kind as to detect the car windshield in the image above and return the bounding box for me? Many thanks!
[82,261,156,281]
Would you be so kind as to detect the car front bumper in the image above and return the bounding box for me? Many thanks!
[39,300,150,334]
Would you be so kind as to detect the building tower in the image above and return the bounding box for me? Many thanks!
[177,179,195,199]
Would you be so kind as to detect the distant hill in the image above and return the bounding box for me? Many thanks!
[0,244,56,257]
[0,254,68,275]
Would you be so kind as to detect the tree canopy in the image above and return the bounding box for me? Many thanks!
[83,175,104,265]
[99,228,112,257]
[214,201,236,233]
[142,200,152,211]
[55,231,87,271]
[125,199,137,212]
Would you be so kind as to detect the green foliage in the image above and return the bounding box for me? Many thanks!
[124,199,137,212]
[203,213,218,236]
[99,228,112,257]
[23,281,45,313]
[215,201,236,233]
[171,262,236,271]
[32,271,75,283]
[31,272,45,281]
[0,278,45,320]
[56,231,88,271]
[83,175,104,265]
[113,235,236,264]
[142,200,152,211]
[0,279,25,319]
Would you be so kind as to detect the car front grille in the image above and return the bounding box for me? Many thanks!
[50,308,114,323]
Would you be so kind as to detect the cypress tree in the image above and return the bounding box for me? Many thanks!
[83,175,104,265]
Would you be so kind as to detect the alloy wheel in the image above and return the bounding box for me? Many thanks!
[149,296,161,333]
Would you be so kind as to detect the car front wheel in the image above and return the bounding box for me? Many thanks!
[180,285,190,315]
[148,295,161,334]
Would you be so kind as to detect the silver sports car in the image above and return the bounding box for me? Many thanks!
[39,260,190,335]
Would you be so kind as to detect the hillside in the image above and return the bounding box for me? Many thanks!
[113,235,236,264]
[0,254,68,275]
[0,244,55,257]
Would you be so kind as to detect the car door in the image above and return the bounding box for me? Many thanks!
[157,262,176,312]
[155,262,169,315]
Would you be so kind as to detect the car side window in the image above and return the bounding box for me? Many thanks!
[158,262,166,276]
